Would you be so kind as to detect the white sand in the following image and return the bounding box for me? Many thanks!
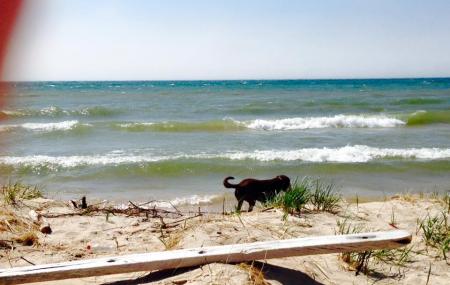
[1,196,449,284]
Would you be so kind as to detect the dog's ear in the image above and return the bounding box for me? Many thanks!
[276,175,283,180]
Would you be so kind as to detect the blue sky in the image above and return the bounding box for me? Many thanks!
[4,0,450,80]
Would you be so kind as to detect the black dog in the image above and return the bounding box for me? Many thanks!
[223,175,291,212]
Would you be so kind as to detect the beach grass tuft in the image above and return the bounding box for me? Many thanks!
[281,178,311,214]
[418,212,449,259]
[336,218,371,274]
[336,217,413,274]
[264,177,340,216]
[372,246,413,267]
[13,231,39,246]
[309,178,341,213]
[264,178,310,215]
[1,182,43,205]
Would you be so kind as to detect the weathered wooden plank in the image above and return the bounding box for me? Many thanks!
[0,230,411,285]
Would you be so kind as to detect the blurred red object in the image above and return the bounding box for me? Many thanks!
[0,0,23,119]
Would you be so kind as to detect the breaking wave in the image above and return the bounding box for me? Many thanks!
[1,146,449,173]
[0,120,91,132]
[4,112,447,134]
[217,146,450,163]
[115,115,405,132]
[245,115,405,130]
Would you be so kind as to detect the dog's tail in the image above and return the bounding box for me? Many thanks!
[223,176,237,188]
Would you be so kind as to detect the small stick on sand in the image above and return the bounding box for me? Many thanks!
[20,257,35,266]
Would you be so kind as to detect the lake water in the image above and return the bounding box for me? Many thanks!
[1,79,449,204]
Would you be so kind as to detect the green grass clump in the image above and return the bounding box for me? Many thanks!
[336,218,413,274]
[264,178,310,215]
[309,179,341,213]
[418,212,449,259]
[336,218,371,274]
[1,182,43,205]
[372,246,413,267]
[264,177,341,216]
[281,179,310,214]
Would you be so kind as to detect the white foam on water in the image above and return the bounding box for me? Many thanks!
[114,195,220,209]
[20,120,85,131]
[39,106,66,116]
[152,195,219,207]
[117,122,155,128]
[243,115,405,130]
[0,153,179,169]
[218,145,450,163]
[170,194,219,206]
[1,146,449,170]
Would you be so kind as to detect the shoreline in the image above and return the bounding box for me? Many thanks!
[41,191,439,214]
[1,191,449,284]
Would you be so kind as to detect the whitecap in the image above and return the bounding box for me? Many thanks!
[0,146,449,170]
[217,145,450,163]
[117,122,154,128]
[243,114,405,130]
[21,120,81,131]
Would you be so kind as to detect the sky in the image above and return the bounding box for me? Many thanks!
[4,0,450,81]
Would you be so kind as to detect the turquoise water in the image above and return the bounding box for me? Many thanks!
[1,79,449,204]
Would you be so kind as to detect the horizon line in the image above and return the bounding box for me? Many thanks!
[2,76,450,83]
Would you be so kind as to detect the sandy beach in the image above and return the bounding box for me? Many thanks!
[1,1,450,284]
[1,192,449,285]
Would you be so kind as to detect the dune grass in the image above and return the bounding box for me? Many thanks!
[336,218,413,275]
[336,218,371,274]
[13,231,39,246]
[1,182,43,205]
[264,177,341,215]
[0,182,43,247]
[279,178,311,214]
[372,246,413,267]
[309,179,341,213]
[418,212,449,259]
[264,177,310,215]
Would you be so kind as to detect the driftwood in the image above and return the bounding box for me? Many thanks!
[0,230,411,285]
[40,199,183,219]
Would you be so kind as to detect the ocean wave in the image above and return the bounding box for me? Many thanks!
[218,146,450,163]
[0,120,91,132]
[21,120,82,131]
[1,106,120,118]
[244,115,405,130]
[406,110,450,126]
[1,146,449,172]
[114,115,405,133]
[393,98,444,105]
[115,120,246,132]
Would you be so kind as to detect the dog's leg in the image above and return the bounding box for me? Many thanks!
[248,200,256,212]
[236,199,244,212]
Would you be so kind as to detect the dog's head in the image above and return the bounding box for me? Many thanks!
[276,175,291,190]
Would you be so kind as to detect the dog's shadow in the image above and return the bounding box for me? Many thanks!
[101,262,324,285]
